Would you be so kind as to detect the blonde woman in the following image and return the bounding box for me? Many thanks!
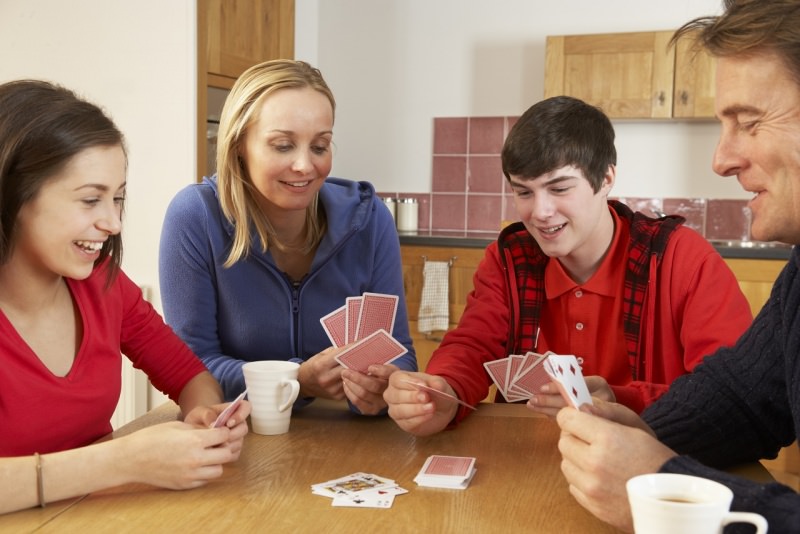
[159,60,416,416]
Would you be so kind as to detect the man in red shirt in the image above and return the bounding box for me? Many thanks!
[384,95,752,436]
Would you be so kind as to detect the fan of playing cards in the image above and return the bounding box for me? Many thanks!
[320,292,408,372]
[484,352,593,409]
[414,455,477,490]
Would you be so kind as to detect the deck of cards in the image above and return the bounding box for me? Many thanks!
[484,352,593,409]
[311,472,407,508]
[320,292,408,372]
[414,455,477,490]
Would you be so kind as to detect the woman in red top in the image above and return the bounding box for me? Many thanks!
[0,80,250,514]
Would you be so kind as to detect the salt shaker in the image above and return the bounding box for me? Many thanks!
[396,197,419,233]
[381,197,396,221]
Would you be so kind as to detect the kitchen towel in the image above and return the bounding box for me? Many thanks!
[418,260,450,334]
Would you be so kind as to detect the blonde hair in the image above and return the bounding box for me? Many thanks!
[216,59,336,267]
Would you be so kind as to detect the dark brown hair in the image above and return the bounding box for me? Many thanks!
[0,80,126,280]
[502,96,616,192]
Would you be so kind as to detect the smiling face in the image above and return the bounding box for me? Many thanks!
[713,52,800,244]
[14,145,126,282]
[241,87,334,222]
[508,164,615,280]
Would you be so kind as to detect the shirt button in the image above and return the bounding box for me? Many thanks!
[576,322,584,331]
[575,290,583,298]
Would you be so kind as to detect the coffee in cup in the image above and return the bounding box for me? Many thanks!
[626,473,767,534]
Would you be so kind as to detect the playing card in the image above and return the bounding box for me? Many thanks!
[511,356,552,397]
[354,292,399,341]
[331,492,395,508]
[320,304,347,348]
[401,379,477,410]
[414,455,477,489]
[312,472,396,498]
[507,354,526,384]
[421,455,475,477]
[334,329,408,372]
[513,352,546,382]
[543,354,593,408]
[483,358,511,398]
[345,296,362,345]
[211,389,248,428]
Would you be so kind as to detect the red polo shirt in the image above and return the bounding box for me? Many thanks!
[537,209,630,386]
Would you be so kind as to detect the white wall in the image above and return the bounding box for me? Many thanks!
[0,0,196,308]
[295,0,748,200]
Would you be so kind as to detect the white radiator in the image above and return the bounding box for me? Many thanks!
[110,286,153,429]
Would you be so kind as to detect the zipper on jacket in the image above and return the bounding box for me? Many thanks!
[291,279,301,355]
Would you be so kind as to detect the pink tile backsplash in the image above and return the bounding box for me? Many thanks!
[384,116,757,240]
[431,194,467,231]
[706,199,751,241]
[468,117,505,154]
[433,117,468,154]
[467,195,504,232]
[432,155,467,193]
[468,155,503,194]
[664,198,707,235]
[616,197,663,218]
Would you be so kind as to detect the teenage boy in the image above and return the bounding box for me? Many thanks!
[384,95,751,437]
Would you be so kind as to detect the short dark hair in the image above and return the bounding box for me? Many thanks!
[673,0,800,86]
[0,80,126,279]
[501,96,616,192]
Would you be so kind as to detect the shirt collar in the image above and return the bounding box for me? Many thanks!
[544,207,630,298]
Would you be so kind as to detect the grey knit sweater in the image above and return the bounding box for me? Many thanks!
[643,247,800,532]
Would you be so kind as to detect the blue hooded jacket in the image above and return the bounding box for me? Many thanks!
[159,176,417,403]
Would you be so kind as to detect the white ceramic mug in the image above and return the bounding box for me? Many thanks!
[626,473,767,534]
[242,361,301,435]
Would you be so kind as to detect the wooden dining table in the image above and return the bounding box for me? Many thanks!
[1,398,774,534]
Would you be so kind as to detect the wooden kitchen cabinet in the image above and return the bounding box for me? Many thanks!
[544,30,716,119]
[202,0,294,90]
[723,258,786,317]
[196,0,294,181]
[401,245,486,371]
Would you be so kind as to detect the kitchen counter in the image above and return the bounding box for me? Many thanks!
[399,232,794,261]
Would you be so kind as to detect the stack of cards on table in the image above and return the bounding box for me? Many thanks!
[320,292,408,372]
[484,352,593,409]
[414,455,477,490]
[311,472,407,508]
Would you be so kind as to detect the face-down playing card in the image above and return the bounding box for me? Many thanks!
[542,354,593,409]
[483,358,512,401]
[345,296,362,345]
[354,292,399,341]
[320,304,347,348]
[421,455,475,478]
[211,389,248,428]
[401,379,477,410]
[334,329,407,373]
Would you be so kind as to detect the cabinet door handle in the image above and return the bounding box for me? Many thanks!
[656,91,665,106]
[680,90,689,105]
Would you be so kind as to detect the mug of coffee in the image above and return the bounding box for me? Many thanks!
[242,360,301,435]
[626,473,767,534]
